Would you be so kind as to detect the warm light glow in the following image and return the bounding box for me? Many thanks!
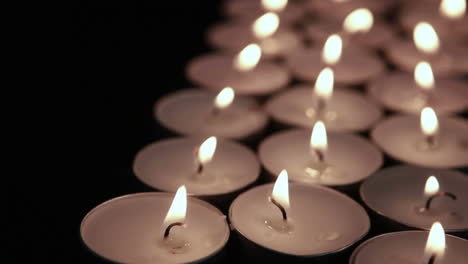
[425,222,446,258]
[413,22,440,55]
[414,61,435,91]
[163,185,187,226]
[233,44,262,72]
[424,176,440,196]
[420,107,439,137]
[332,0,349,2]
[214,87,235,109]
[310,121,328,153]
[343,8,374,34]
[314,67,334,101]
[322,34,343,65]
[261,0,288,12]
[272,169,290,209]
[252,12,280,39]
[198,137,217,165]
[440,0,466,20]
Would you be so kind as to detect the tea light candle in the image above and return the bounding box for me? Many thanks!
[350,229,468,264]
[206,13,302,58]
[361,165,468,236]
[258,125,383,188]
[367,62,468,115]
[371,108,468,169]
[155,88,268,140]
[80,190,230,264]
[187,44,290,96]
[133,136,260,202]
[286,34,385,85]
[223,0,304,25]
[264,81,382,132]
[229,178,370,259]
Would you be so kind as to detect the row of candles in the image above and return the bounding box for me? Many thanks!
[81,0,468,263]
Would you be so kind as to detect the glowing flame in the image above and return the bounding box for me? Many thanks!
[233,44,262,72]
[440,0,466,19]
[322,34,343,65]
[262,0,288,12]
[414,22,440,55]
[314,67,334,101]
[252,12,280,39]
[214,87,235,109]
[198,137,217,165]
[425,222,446,258]
[310,121,328,153]
[272,169,290,209]
[414,61,435,91]
[163,185,187,226]
[424,176,440,196]
[343,8,374,34]
[420,107,439,137]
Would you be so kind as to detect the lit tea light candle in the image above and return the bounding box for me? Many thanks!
[367,61,468,115]
[258,125,383,192]
[371,109,468,168]
[80,190,230,264]
[223,0,304,25]
[287,33,384,85]
[133,136,260,208]
[229,180,370,262]
[206,11,302,58]
[305,8,395,50]
[187,43,290,96]
[350,229,468,264]
[361,165,468,236]
[385,21,459,76]
[155,88,268,140]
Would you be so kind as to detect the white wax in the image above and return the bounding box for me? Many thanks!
[258,129,383,186]
[367,72,468,115]
[155,89,268,139]
[371,115,468,168]
[133,137,260,196]
[229,183,370,256]
[186,54,290,96]
[81,193,230,264]
[264,84,383,132]
[351,231,468,264]
[305,21,395,50]
[362,165,468,233]
[286,46,385,85]
[206,22,303,58]
[223,0,304,25]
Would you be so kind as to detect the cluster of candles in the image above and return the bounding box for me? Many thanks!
[81,0,468,263]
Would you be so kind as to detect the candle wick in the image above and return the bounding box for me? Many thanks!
[163,222,185,239]
[211,106,220,116]
[196,162,204,174]
[425,191,457,211]
[427,254,436,264]
[425,135,436,147]
[315,149,325,164]
[269,196,287,221]
[315,99,326,118]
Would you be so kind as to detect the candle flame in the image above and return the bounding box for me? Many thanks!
[214,87,235,109]
[424,176,440,196]
[272,169,290,209]
[413,22,440,55]
[310,121,328,153]
[163,185,187,226]
[261,0,288,12]
[198,136,217,165]
[414,61,435,91]
[314,67,334,101]
[425,222,446,258]
[440,0,466,19]
[252,12,280,39]
[233,44,262,72]
[322,34,343,65]
[420,107,439,137]
[343,8,374,34]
